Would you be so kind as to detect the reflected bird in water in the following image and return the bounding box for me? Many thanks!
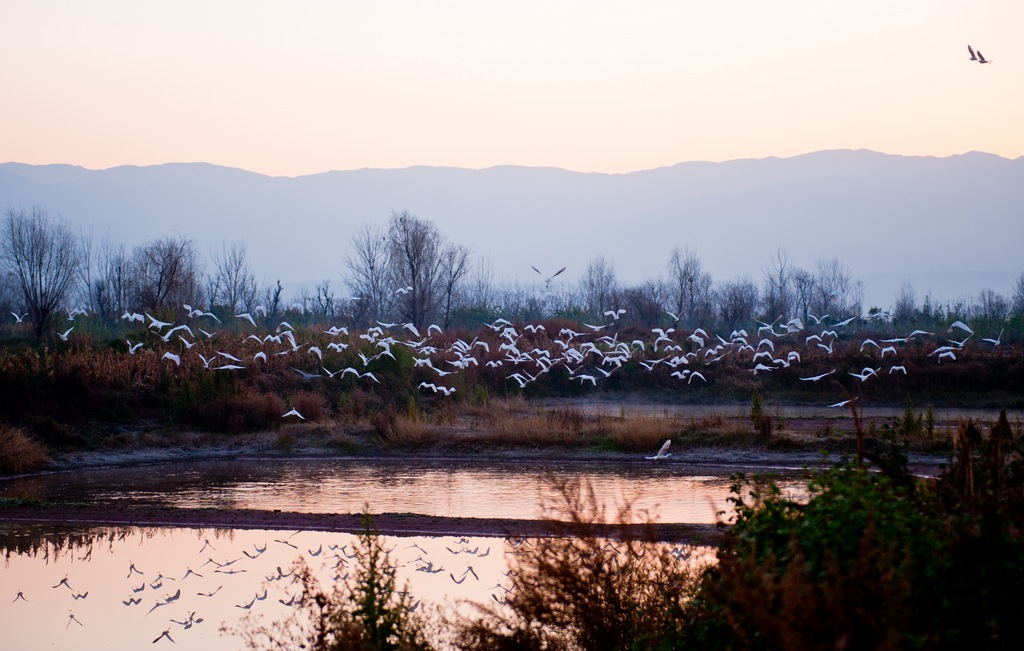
[153,628,174,644]
[181,567,203,580]
[235,596,256,610]
[52,575,73,591]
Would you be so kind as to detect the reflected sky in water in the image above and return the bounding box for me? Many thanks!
[0,525,518,650]
[0,458,806,524]
[1,523,713,650]
[0,460,783,648]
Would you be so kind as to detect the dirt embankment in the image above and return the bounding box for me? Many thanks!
[0,501,724,543]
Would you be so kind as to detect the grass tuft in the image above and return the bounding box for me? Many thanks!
[0,423,51,474]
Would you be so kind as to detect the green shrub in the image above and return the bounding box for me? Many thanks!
[233,512,432,651]
[691,466,948,649]
[689,410,1024,650]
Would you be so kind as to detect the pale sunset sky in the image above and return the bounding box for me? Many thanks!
[1,1,1021,176]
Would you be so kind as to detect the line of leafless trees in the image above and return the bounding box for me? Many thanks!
[3,205,1024,337]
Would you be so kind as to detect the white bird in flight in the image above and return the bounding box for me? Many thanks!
[948,320,973,335]
[981,329,1003,346]
[799,369,836,382]
[161,352,181,366]
[645,439,672,460]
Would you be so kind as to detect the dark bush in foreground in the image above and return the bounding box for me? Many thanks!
[231,513,433,651]
[452,479,700,651]
[241,412,1024,650]
[688,411,1024,650]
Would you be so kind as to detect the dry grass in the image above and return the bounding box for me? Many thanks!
[372,407,437,446]
[488,408,590,447]
[197,391,286,434]
[600,413,682,452]
[0,422,50,474]
[290,391,326,423]
[452,477,701,650]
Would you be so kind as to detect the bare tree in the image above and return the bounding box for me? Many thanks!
[666,247,713,328]
[975,288,1009,320]
[315,279,336,319]
[717,276,759,332]
[761,247,793,321]
[89,235,133,321]
[792,267,815,322]
[75,225,95,312]
[581,255,618,320]
[439,243,471,329]
[0,270,17,319]
[463,257,498,317]
[130,236,202,311]
[810,257,861,318]
[1012,271,1024,317]
[620,280,664,328]
[210,239,257,313]
[892,281,917,324]
[345,222,394,326]
[387,211,446,328]
[0,207,81,337]
[258,279,284,321]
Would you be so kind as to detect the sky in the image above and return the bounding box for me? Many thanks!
[1,1,1022,177]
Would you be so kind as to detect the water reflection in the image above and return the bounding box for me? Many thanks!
[0,460,800,648]
[0,458,806,524]
[0,524,518,650]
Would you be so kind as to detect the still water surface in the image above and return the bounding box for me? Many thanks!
[0,458,803,649]
[1,457,806,523]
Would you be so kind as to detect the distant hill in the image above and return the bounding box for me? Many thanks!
[1,150,1021,309]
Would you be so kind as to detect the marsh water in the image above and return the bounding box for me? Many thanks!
[0,458,804,649]
[0,457,807,523]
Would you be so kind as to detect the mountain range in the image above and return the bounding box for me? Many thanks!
[1,149,1021,310]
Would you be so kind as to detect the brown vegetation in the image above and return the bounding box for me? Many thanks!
[0,314,1019,467]
[451,478,702,651]
[0,422,50,474]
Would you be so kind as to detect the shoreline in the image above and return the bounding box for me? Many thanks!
[1,445,945,541]
[0,502,725,543]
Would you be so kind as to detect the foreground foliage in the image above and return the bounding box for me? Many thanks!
[241,410,1024,650]
[688,410,1024,650]
[451,480,700,651]
[232,513,433,651]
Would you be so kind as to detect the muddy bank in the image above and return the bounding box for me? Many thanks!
[0,502,723,544]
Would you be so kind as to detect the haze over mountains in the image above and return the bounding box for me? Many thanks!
[1,149,1021,311]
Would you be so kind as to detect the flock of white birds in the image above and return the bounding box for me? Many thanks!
[33,301,1002,421]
